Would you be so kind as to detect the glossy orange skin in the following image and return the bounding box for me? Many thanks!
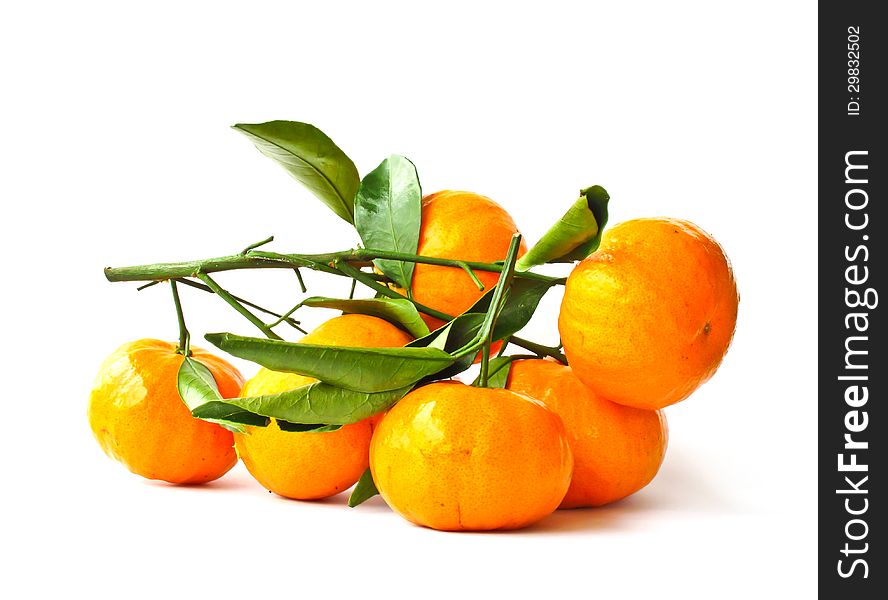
[237,418,373,500]
[88,339,243,484]
[507,359,667,508]
[406,190,528,331]
[235,314,413,500]
[559,218,739,410]
[370,381,573,531]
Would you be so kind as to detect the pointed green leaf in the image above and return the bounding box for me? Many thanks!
[233,121,360,223]
[467,278,555,342]
[302,296,429,338]
[177,357,222,412]
[424,242,531,379]
[204,332,453,393]
[193,380,413,425]
[276,421,342,433]
[472,355,514,389]
[177,357,269,434]
[407,313,485,381]
[516,185,610,270]
[405,279,553,381]
[408,280,551,353]
[354,155,422,290]
[494,281,554,340]
[348,468,379,507]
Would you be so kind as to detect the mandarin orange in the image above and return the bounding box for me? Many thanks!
[234,314,413,500]
[404,190,527,330]
[559,218,738,409]
[88,339,243,484]
[507,359,667,508]
[370,381,572,531]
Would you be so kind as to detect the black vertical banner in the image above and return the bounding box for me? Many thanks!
[819,1,886,596]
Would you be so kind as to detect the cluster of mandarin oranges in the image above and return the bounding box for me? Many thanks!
[89,190,738,531]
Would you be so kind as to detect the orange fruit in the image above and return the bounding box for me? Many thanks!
[88,339,243,484]
[234,314,413,500]
[507,359,667,508]
[559,218,738,410]
[236,418,372,500]
[405,190,528,330]
[370,381,573,531]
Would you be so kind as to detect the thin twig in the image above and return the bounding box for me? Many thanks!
[196,272,282,340]
[240,235,274,255]
[174,278,306,333]
[335,261,452,322]
[137,280,161,291]
[509,336,567,363]
[457,262,485,291]
[267,299,307,329]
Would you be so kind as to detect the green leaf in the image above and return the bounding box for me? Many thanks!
[516,185,610,270]
[177,357,222,412]
[348,468,379,507]
[177,357,269,434]
[302,296,429,338]
[405,279,553,381]
[408,313,485,381]
[470,278,555,342]
[204,332,453,393]
[472,355,514,389]
[354,155,422,290]
[194,380,413,425]
[276,421,342,433]
[407,279,553,354]
[233,121,360,224]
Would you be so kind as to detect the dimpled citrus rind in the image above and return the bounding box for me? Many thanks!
[235,417,372,500]
[402,190,528,331]
[559,218,738,410]
[370,381,573,531]
[507,359,668,508]
[88,339,242,484]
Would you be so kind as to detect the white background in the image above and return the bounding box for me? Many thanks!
[1,2,817,598]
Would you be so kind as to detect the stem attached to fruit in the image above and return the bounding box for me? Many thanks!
[170,280,191,356]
